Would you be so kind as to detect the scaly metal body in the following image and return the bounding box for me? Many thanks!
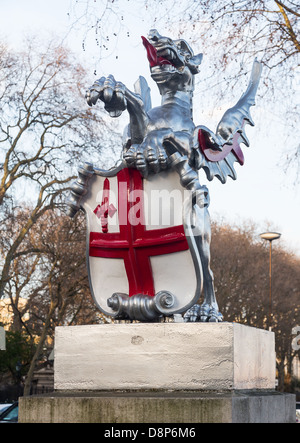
[81,29,262,322]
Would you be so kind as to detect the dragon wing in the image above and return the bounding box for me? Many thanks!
[194,59,262,183]
[134,75,152,113]
[122,76,152,149]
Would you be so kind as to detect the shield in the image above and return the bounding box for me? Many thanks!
[68,160,202,321]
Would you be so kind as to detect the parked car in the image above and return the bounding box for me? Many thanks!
[296,402,300,423]
[0,402,18,423]
[0,404,12,413]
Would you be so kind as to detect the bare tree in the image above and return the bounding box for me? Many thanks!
[2,208,107,395]
[211,221,269,327]
[0,38,121,299]
[66,1,300,174]
[2,207,299,393]
[67,1,299,90]
[20,211,105,396]
[211,220,300,390]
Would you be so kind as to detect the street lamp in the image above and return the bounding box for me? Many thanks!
[259,231,281,330]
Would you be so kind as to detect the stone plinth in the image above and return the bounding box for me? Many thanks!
[54,323,276,391]
[19,390,296,423]
[19,323,296,423]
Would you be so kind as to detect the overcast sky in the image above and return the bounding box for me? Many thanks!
[0,0,300,256]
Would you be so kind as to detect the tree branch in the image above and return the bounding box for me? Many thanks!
[275,0,300,18]
[275,0,300,52]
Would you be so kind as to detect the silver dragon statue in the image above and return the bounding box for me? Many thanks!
[83,29,262,322]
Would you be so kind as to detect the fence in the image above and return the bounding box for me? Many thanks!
[0,384,54,403]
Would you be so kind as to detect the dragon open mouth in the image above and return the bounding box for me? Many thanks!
[141,36,177,68]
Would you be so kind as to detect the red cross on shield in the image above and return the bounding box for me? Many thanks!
[78,163,201,319]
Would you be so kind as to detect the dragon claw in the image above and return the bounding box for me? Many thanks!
[123,146,137,165]
[123,139,170,176]
[184,303,223,323]
[136,151,148,177]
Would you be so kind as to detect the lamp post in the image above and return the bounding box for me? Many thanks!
[259,232,281,330]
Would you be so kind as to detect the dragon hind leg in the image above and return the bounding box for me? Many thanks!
[184,204,223,322]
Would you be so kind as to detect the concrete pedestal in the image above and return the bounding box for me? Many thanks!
[19,390,295,423]
[19,323,296,423]
[53,323,276,391]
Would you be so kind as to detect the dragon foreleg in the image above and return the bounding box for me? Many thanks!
[86,75,149,144]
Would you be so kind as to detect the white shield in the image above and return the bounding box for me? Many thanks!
[68,161,202,320]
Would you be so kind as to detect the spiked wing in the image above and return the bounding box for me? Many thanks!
[194,59,262,183]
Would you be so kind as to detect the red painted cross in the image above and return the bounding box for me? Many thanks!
[93,178,117,233]
[89,168,189,297]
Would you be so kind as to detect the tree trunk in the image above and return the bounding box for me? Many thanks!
[23,300,58,396]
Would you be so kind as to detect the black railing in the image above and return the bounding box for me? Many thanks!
[0,384,54,402]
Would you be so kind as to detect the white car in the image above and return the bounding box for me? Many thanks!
[0,404,12,413]
[0,402,18,423]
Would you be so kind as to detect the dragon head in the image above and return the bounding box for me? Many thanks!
[142,29,203,89]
